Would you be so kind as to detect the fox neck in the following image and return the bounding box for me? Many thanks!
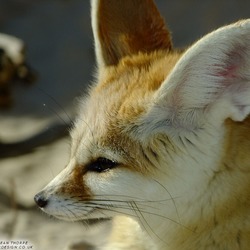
[141,118,250,249]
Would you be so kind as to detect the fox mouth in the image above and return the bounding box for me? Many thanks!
[81,218,112,226]
[53,212,112,225]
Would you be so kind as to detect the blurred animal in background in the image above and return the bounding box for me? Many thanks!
[0,33,36,108]
[0,33,70,159]
[0,33,63,158]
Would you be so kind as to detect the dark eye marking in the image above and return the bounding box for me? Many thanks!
[86,157,118,173]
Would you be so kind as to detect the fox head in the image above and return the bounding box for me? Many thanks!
[35,0,250,249]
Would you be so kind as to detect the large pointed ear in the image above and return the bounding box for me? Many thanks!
[142,20,250,136]
[91,0,172,67]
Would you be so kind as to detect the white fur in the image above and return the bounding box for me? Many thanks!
[142,20,250,138]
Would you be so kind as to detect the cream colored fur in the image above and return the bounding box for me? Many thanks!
[35,1,250,249]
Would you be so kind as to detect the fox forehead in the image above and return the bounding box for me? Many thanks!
[92,51,181,120]
[70,51,181,166]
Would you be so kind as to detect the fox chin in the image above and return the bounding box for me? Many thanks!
[35,0,250,249]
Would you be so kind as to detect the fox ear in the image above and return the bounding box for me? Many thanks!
[143,20,250,136]
[91,0,172,67]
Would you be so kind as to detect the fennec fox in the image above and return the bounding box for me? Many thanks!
[34,0,250,249]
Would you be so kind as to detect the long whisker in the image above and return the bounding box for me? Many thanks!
[37,86,74,124]
[153,179,181,224]
[80,200,160,211]
[128,201,158,246]
[61,204,78,222]
[69,201,189,230]
[91,205,139,219]
[131,201,170,246]
[69,202,139,219]
[84,202,155,215]
[71,194,179,204]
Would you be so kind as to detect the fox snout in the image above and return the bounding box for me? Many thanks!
[34,191,48,208]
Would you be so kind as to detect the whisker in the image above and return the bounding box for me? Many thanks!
[128,201,157,246]
[71,194,179,204]
[79,200,159,211]
[153,179,181,224]
[37,86,74,124]
[75,117,95,143]
[71,201,180,227]
[70,203,139,219]
[42,103,71,127]
[61,204,78,222]
[67,204,90,213]
[131,201,169,246]
[70,199,192,231]
[85,202,154,215]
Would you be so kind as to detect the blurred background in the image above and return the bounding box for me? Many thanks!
[0,0,249,249]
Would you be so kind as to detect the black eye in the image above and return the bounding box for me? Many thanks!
[86,157,118,173]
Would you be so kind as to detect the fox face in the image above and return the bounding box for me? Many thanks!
[35,0,250,249]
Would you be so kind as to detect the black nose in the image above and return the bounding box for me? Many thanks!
[34,192,48,208]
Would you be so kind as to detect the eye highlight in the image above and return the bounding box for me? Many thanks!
[86,157,118,173]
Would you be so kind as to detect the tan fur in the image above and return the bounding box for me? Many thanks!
[58,165,93,199]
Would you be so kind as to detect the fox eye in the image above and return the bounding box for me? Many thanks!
[86,157,118,173]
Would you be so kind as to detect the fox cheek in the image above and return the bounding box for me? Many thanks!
[43,165,93,200]
[57,166,92,199]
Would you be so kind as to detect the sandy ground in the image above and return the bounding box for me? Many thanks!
[0,1,249,249]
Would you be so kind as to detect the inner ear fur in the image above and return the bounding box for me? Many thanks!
[91,0,172,67]
[139,20,250,138]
